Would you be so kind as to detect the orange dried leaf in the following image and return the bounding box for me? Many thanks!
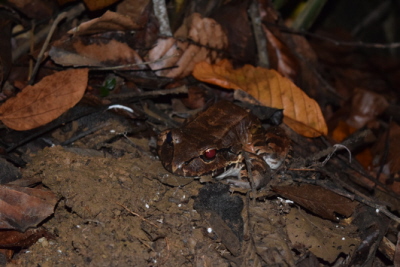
[331,120,357,142]
[193,59,327,137]
[0,68,88,131]
[50,38,143,67]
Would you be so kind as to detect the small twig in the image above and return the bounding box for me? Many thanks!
[28,21,36,80]
[60,122,111,146]
[142,100,181,128]
[267,22,400,49]
[320,144,352,166]
[288,168,316,171]
[122,133,153,158]
[248,0,269,68]
[29,13,68,84]
[91,53,179,71]
[114,201,159,228]
[351,1,391,36]
[376,119,391,182]
[152,0,172,36]
[243,151,257,204]
[5,107,100,153]
[306,129,371,166]
[158,237,170,266]
[105,85,188,100]
[320,170,400,224]
[28,4,85,84]
[13,25,50,62]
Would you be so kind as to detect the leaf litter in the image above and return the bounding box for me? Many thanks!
[0,0,400,266]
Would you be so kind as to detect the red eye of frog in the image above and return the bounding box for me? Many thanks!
[203,148,216,160]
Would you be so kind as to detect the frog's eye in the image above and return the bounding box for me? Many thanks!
[203,148,216,160]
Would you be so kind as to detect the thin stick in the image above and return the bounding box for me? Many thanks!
[248,0,269,68]
[91,53,179,71]
[243,151,257,204]
[105,85,188,100]
[320,169,400,224]
[114,201,159,228]
[267,22,400,49]
[28,4,85,84]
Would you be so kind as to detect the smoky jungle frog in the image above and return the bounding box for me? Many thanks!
[157,101,289,189]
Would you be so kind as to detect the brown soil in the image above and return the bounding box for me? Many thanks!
[8,137,360,266]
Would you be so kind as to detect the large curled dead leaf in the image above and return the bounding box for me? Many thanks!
[273,184,359,221]
[147,13,228,78]
[0,68,88,131]
[193,59,327,137]
[50,11,148,68]
[0,185,58,232]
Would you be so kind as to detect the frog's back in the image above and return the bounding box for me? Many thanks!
[184,101,257,141]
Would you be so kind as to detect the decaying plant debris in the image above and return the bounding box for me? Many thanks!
[0,0,400,266]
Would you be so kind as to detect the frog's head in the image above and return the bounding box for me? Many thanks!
[157,128,241,177]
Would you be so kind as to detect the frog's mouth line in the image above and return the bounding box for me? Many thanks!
[188,159,244,179]
[213,162,243,179]
[173,146,242,178]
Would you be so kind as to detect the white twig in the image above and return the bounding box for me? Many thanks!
[321,144,352,166]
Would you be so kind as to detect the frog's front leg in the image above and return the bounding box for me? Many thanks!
[226,153,271,189]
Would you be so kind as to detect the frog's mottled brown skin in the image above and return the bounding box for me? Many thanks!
[157,101,289,188]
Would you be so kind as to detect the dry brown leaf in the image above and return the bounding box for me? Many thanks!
[50,11,147,67]
[286,207,360,263]
[67,10,142,35]
[83,0,120,11]
[0,185,58,232]
[193,59,327,137]
[273,184,359,221]
[147,13,228,78]
[50,38,143,67]
[210,1,257,66]
[0,68,88,131]
[0,228,53,248]
[375,123,400,191]
[8,0,55,19]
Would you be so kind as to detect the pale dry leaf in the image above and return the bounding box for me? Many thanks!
[0,68,88,131]
[193,59,327,137]
[68,10,142,35]
[347,88,389,129]
[147,13,228,78]
[263,26,298,80]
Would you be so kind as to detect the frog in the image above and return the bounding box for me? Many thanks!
[157,100,290,189]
